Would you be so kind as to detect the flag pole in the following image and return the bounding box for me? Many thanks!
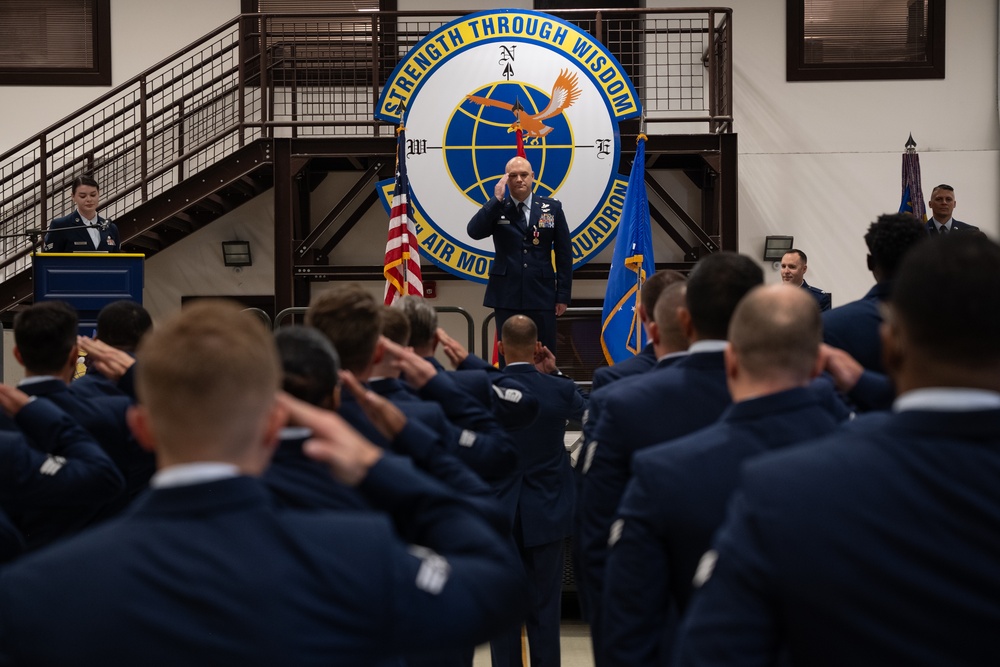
[632,131,647,354]
[398,123,407,297]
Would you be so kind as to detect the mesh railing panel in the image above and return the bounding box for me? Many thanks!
[0,9,731,276]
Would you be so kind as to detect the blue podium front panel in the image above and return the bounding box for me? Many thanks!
[33,253,145,335]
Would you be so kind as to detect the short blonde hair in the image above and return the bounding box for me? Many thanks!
[135,300,280,457]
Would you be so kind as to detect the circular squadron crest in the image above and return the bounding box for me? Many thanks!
[376,9,642,283]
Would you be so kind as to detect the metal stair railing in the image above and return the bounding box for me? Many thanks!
[0,16,253,284]
[0,8,732,289]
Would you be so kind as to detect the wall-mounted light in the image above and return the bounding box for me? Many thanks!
[762,235,794,262]
[222,240,252,267]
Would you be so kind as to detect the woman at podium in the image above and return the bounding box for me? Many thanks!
[44,176,121,253]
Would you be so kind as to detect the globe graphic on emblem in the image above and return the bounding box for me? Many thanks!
[444,81,574,208]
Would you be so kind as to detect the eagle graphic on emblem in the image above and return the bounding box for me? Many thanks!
[465,69,581,142]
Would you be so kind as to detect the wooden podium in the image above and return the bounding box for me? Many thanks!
[32,253,145,336]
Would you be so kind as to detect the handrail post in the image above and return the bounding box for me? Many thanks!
[707,11,718,133]
[725,11,733,130]
[259,14,270,138]
[177,100,186,183]
[238,15,247,146]
[139,78,149,202]
[39,135,48,232]
[290,43,298,139]
[371,13,380,137]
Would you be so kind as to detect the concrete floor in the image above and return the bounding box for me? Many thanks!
[473,621,594,667]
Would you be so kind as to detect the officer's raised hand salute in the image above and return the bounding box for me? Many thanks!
[468,156,572,363]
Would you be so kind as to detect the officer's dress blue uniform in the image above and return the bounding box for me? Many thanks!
[0,456,528,667]
[367,376,518,483]
[489,363,587,667]
[926,218,978,235]
[264,420,503,667]
[426,356,540,430]
[602,387,843,667]
[336,394,505,518]
[675,392,1000,667]
[574,351,687,621]
[263,428,371,512]
[577,345,731,662]
[0,510,23,564]
[822,282,889,373]
[71,364,138,400]
[20,378,154,517]
[0,399,123,550]
[800,281,831,312]
[591,343,657,392]
[467,194,572,354]
[44,211,121,252]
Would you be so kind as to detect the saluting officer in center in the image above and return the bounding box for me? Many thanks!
[468,156,572,363]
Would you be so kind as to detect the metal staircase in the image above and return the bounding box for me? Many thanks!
[0,8,736,316]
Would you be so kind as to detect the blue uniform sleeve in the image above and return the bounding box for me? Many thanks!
[467,197,505,240]
[577,399,633,625]
[564,379,588,424]
[419,371,501,434]
[602,465,674,667]
[848,370,895,412]
[356,455,529,651]
[458,354,494,372]
[819,291,832,312]
[414,394,517,482]
[0,510,24,564]
[674,488,780,667]
[43,218,70,253]
[1,399,125,509]
[490,377,540,430]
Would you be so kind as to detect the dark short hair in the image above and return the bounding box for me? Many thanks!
[685,252,764,340]
[864,213,926,279]
[380,306,411,346]
[96,300,152,352]
[640,270,685,321]
[306,284,382,374]
[932,184,954,193]
[274,326,341,408]
[71,175,99,195]
[13,301,79,375]
[783,248,807,264]
[891,233,1000,367]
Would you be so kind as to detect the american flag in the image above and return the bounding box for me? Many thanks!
[383,127,423,305]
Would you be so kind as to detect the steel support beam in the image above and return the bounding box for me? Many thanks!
[316,189,380,260]
[295,160,382,260]
[718,132,739,251]
[273,138,297,314]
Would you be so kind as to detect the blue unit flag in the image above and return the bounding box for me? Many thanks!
[600,135,655,365]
